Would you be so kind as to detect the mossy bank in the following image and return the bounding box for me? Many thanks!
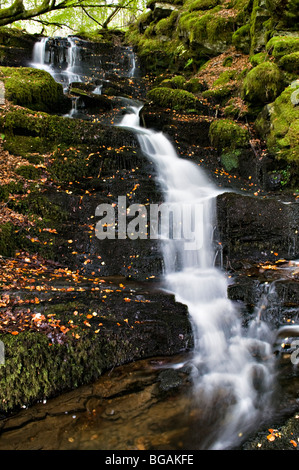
[127,0,299,189]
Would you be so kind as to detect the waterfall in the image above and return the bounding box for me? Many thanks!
[31,36,83,91]
[118,105,275,449]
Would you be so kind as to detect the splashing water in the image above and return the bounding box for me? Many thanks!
[31,36,83,91]
[118,104,275,449]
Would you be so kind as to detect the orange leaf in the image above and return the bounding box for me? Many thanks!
[290,440,297,447]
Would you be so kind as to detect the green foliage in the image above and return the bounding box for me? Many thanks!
[209,119,249,150]
[220,149,241,171]
[242,62,284,106]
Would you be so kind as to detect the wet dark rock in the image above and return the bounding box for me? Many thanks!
[157,368,183,392]
[216,192,299,267]
[69,87,113,111]
[0,28,36,67]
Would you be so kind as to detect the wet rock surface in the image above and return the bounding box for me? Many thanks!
[0,30,299,449]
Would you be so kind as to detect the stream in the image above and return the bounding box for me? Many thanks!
[1,36,299,451]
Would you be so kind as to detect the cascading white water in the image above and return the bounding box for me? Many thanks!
[118,105,275,449]
[31,36,83,91]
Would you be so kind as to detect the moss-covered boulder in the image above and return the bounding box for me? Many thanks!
[255,82,299,172]
[242,62,284,107]
[249,0,272,54]
[209,118,249,149]
[0,67,67,113]
[178,6,235,55]
[265,0,299,27]
[279,51,299,74]
[266,36,299,60]
[232,24,251,54]
[147,86,199,110]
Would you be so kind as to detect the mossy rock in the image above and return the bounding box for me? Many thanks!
[160,75,186,89]
[184,77,207,93]
[0,222,21,257]
[279,51,299,73]
[265,0,299,27]
[266,36,299,60]
[0,329,108,413]
[250,52,267,66]
[0,106,135,149]
[147,86,198,110]
[178,7,235,54]
[255,82,299,181]
[15,164,41,180]
[249,0,272,54]
[3,135,51,163]
[209,119,249,150]
[242,62,284,107]
[202,85,233,104]
[232,23,251,54]
[186,0,221,11]
[0,67,66,113]
[0,180,25,203]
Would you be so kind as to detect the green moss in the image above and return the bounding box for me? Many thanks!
[0,329,108,413]
[213,70,237,86]
[255,83,299,179]
[50,147,93,184]
[0,222,21,257]
[4,135,51,163]
[250,52,267,66]
[279,51,299,73]
[7,187,66,225]
[0,180,25,203]
[0,67,65,113]
[160,75,187,89]
[209,119,249,150]
[147,86,198,110]
[155,10,179,36]
[202,85,232,103]
[184,77,206,92]
[179,7,234,50]
[0,106,107,147]
[15,164,41,180]
[266,36,299,60]
[186,0,220,11]
[265,0,299,27]
[222,56,233,67]
[242,62,284,106]
[232,24,251,54]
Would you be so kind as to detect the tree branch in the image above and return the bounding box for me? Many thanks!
[0,0,138,27]
[81,6,103,27]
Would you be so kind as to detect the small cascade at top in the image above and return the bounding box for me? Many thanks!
[31,36,139,94]
[31,36,86,92]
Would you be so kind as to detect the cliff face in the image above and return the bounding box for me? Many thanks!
[126,0,299,188]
